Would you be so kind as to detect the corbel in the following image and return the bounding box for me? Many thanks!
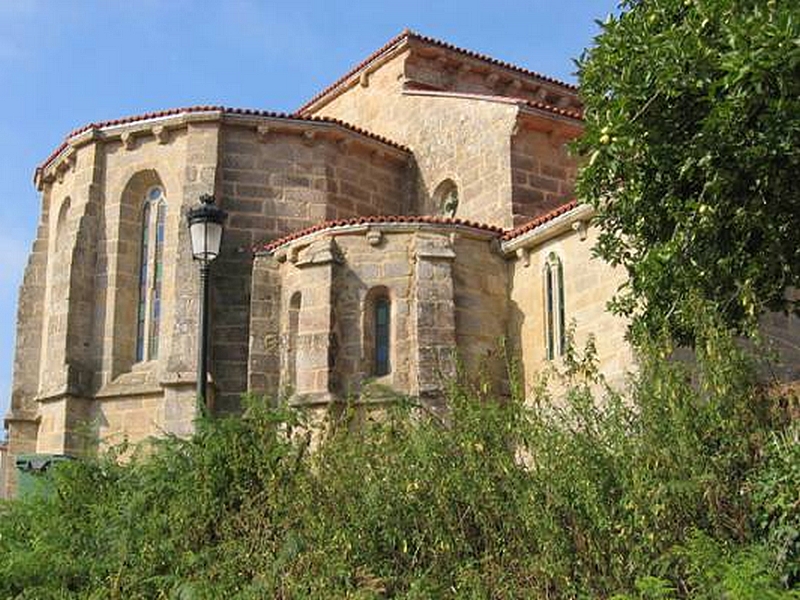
[302,129,316,146]
[63,148,77,171]
[256,124,271,143]
[359,70,370,88]
[516,247,531,267]
[366,228,383,247]
[337,137,353,153]
[274,249,288,263]
[152,125,171,145]
[120,131,136,150]
[536,87,549,102]
[288,245,300,264]
[572,220,588,241]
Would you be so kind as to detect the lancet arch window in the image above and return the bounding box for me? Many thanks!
[364,287,391,377]
[374,296,391,376]
[544,252,566,360]
[135,186,167,362]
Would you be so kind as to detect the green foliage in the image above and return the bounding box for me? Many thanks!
[0,316,797,598]
[575,0,800,340]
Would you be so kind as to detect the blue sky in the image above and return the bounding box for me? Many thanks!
[0,0,618,425]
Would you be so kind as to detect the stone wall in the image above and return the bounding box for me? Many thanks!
[511,127,578,225]
[214,121,410,412]
[255,224,498,405]
[312,53,522,228]
[452,236,509,391]
[507,223,632,395]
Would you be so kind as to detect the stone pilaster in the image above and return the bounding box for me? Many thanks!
[291,238,340,404]
[248,255,282,400]
[167,122,220,411]
[412,234,457,398]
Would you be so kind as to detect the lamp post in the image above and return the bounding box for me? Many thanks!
[186,194,227,413]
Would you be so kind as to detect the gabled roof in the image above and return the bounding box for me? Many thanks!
[296,29,578,115]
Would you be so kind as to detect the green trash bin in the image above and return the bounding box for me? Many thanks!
[15,454,73,498]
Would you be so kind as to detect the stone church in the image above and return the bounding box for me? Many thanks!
[6,30,637,494]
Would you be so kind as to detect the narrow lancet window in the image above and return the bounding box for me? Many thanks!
[544,253,566,360]
[374,297,391,376]
[148,198,166,359]
[136,186,166,362]
[136,202,151,362]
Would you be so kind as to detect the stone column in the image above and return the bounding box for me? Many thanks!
[412,233,457,399]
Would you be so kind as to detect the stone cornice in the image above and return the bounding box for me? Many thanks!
[500,203,593,255]
[34,108,410,190]
[258,218,502,258]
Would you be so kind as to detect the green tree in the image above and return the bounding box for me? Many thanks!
[575,0,800,341]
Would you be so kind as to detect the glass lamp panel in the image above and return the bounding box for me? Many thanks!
[204,221,223,259]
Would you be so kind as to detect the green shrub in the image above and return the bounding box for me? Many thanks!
[0,315,796,598]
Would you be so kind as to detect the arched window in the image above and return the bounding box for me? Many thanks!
[544,252,566,360]
[433,179,459,218]
[374,296,391,376]
[135,186,166,362]
[287,292,302,390]
[364,287,391,377]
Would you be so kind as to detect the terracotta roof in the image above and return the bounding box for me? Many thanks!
[501,199,579,241]
[257,214,506,253]
[36,106,409,179]
[296,29,577,114]
[520,98,583,121]
[257,201,582,253]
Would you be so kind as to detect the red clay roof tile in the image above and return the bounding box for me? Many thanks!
[295,29,578,115]
[256,201,581,253]
[35,106,409,180]
[501,199,579,241]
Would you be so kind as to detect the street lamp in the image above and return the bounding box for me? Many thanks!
[187,194,227,413]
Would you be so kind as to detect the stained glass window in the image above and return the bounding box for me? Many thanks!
[136,186,166,362]
[136,202,151,362]
[148,199,166,360]
[374,297,390,376]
